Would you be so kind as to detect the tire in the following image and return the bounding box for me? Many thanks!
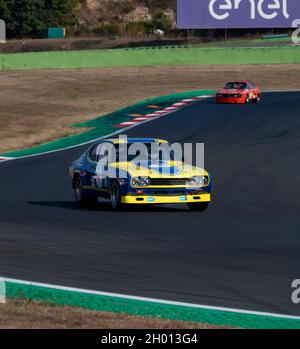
[245,95,250,104]
[187,202,209,212]
[110,181,123,211]
[254,94,261,103]
[73,175,97,206]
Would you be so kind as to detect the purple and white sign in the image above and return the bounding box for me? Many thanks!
[177,0,300,28]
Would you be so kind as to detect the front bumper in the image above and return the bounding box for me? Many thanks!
[216,97,245,104]
[121,193,211,204]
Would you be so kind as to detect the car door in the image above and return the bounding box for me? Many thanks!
[87,142,110,193]
[85,143,99,189]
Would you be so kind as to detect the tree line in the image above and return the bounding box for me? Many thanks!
[0,0,79,38]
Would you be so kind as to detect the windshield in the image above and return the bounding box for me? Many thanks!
[224,82,247,90]
[116,143,175,162]
[96,143,176,163]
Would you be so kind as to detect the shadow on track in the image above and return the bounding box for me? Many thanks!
[27,201,191,213]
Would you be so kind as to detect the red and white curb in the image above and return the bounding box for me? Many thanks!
[115,95,214,128]
[0,157,15,163]
[0,93,216,163]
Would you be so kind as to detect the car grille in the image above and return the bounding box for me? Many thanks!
[217,93,241,98]
[155,191,188,196]
[149,178,190,186]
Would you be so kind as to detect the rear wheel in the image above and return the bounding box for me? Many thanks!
[73,175,97,206]
[110,181,123,210]
[187,202,209,212]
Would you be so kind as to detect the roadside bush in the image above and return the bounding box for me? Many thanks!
[94,23,124,37]
[125,22,148,36]
[149,11,173,33]
[142,0,176,12]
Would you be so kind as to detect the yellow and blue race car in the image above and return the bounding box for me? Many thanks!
[69,138,211,211]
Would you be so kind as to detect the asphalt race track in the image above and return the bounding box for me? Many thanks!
[0,91,300,316]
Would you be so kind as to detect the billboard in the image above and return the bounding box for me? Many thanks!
[177,0,300,28]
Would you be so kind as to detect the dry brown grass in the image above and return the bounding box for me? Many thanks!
[0,64,299,154]
[0,300,227,329]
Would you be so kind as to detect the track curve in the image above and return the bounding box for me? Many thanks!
[0,91,300,315]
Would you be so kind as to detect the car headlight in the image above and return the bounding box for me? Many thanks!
[132,177,139,186]
[132,177,151,187]
[189,176,209,187]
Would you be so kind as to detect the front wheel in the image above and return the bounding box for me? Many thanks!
[110,181,123,210]
[187,202,209,212]
[253,94,261,103]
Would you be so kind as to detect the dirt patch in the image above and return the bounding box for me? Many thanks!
[0,64,299,154]
[0,300,228,329]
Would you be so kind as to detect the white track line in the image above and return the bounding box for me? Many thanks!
[0,157,15,161]
[1,277,300,321]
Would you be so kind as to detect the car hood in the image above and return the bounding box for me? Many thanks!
[110,161,208,178]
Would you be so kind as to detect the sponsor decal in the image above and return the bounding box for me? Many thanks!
[292,19,300,43]
[148,163,182,175]
[177,0,300,29]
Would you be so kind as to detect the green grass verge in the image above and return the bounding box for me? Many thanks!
[0,45,299,71]
[192,35,291,48]
[1,90,215,158]
[4,279,300,329]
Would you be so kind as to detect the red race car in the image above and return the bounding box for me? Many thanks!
[216,81,261,104]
